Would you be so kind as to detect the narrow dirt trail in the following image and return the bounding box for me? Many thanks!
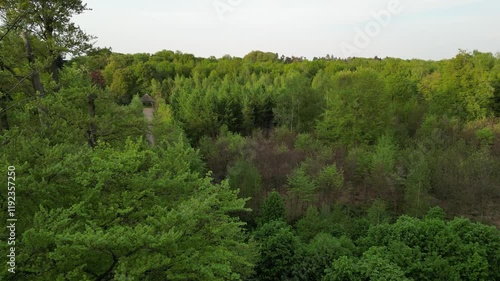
[143,108,155,145]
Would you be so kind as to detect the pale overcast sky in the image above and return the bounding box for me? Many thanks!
[73,0,500,60]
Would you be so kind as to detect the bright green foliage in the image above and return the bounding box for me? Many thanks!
[324,248,410,281]
[1,139,254,280]
[322,204,353,237]
[170,76,218,142]
[475,127,494,146]
[228,158,263,220]
[274,71,323,132]
[323,256,361,281]
[422,51,495,121]
[425,206,447,220]
[317,164,344,191]
[293,233,355,281]
[109,67,138,104]
[0,0,95,134]
[371,135,397,175]
[1,0,93,57]
[316,68,391,146]
[152,101,187,144]
[324,212,500,281]
[403,155,432,217]
[252,221,300,281]
[102,54,134,85]
[345,146,373,186]
[295,206,323,241]
[1,64,145,147]
[355,215,500,280]
[51,66,146,146]
[367,199,390,225]
[384,62,423,141]
[243,51,279,62]
[287,163,319,204]
[259,191,286,224]
[294,133,325,153]
[368,135,400,201]
[218,126,248,155]
[357,247,411,281]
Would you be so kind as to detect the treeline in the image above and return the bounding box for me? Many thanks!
[71,48,500,223]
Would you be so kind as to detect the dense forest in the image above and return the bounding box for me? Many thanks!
[1,1,500,280]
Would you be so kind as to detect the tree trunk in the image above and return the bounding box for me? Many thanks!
[0,96,9,131]
[20,31,45,98]
[51,55,61,84]
[20,30,48,128]
[87,93,98,147]
[44,10,60,85]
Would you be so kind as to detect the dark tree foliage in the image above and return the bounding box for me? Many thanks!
[259,191,286,225]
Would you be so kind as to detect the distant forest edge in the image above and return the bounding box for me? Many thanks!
[79,47,500,219]
[1,0,500,280]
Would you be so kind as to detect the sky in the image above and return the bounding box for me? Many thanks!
[73,0,500,60]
